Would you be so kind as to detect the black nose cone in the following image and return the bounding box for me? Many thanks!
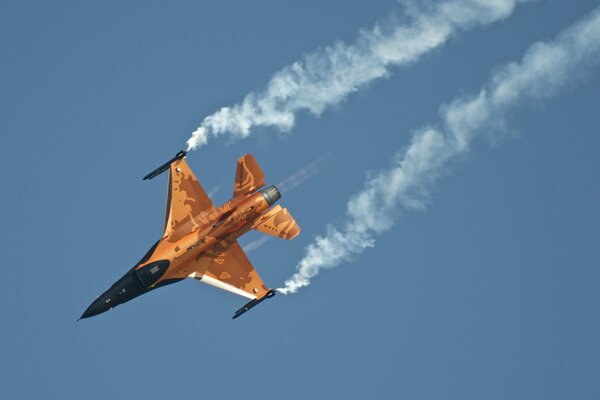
[80,270,146,320]
[80,296,111,319]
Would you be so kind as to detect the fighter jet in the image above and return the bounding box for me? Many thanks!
[81,152,300,320]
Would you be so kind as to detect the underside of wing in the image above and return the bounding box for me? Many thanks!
[189,239,270,300]
[164,158,215,241]
[233,154,265,198]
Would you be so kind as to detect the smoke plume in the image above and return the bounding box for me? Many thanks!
[278,7,600,294]
[186,0,525,150]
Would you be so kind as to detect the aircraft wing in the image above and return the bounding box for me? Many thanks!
[190,239,270,300]
[163,157,215,241]
[233,154,265,197]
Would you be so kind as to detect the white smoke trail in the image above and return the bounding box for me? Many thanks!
[186,0,525,150]
[278,6,600,294]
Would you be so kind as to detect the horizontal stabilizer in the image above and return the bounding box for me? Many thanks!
[252,205,300,240]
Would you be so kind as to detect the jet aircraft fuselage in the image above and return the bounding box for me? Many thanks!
[81,153,299,319]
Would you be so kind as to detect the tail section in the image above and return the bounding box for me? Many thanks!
[235,154,301,240]
[233,154,265,197]
[252,205,301,240]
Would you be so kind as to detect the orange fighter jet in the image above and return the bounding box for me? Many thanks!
[81,151,300,320]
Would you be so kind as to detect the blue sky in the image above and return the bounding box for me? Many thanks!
[1,1,599,399]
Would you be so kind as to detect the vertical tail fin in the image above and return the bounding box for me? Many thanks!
[233,154,266,197]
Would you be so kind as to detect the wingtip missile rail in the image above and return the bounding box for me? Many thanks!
[143,150,187,180]
[232,289,277,319]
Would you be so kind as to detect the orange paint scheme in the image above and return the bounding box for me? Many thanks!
[81,154,300,319]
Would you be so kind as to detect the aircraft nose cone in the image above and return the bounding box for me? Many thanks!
[80,296,112,319]
[79,269,148,320]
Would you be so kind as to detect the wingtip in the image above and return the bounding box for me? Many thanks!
[231,289,277,320]
[142,150,187,181]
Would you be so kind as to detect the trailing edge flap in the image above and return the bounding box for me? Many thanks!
[252,205,301,240]
[163,157,215,241]
[233,154,265,198]
[190,240,270,300]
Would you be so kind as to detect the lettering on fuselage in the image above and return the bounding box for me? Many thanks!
[186,237,206,252]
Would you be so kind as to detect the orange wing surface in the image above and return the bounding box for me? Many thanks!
[252,205,301,240]
[233,154,265,198]
[163,157,215,241]
[189,240,270,299]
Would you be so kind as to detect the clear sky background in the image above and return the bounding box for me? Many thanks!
[1,1,599,399]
